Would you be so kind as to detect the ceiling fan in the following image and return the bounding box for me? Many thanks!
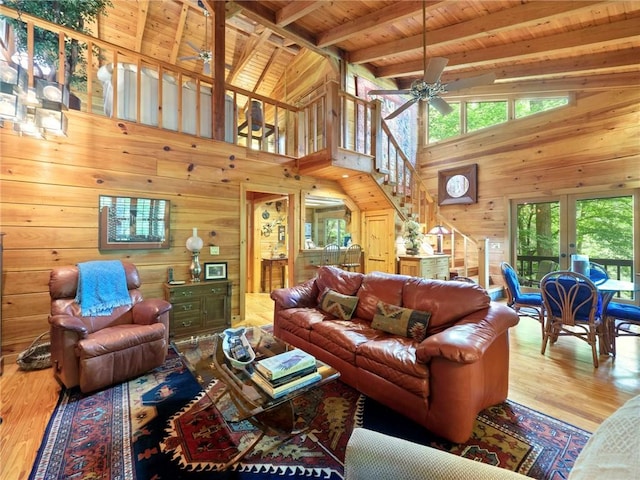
[178,1,212,75]
[368,2,496,120]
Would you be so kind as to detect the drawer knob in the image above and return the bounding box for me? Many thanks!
[181,305,193,311]
[181,321,192,327]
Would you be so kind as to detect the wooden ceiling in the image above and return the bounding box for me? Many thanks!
[98,0,640,100]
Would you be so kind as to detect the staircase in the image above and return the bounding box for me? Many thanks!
[295,82,489,287]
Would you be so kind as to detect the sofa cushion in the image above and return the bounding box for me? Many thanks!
[319,288,359,320]
[310,319,387,363]
[372,301,430,342]
[355,272,411,322]
[403,278,491,334]
[315,266,364,304]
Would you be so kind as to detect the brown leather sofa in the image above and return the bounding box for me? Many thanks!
[271,266,519,442]
[48,262,172,393]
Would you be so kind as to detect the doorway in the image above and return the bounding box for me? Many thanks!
[240,184,299,320]
[510,190,638,301]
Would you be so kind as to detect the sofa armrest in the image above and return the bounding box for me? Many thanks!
[48,314,89,337]
[132,298,172,325]
[345,427,528,480]
[416,303,519,364]
[270,278,319,309]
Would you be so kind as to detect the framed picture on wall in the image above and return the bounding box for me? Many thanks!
[204,262,227,280]
[438,164,478,205]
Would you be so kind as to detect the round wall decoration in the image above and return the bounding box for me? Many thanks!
[438,164,478,205]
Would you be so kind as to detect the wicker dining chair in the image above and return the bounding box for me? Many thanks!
[604,302,640,357]
[540,271,603,367]
[501,262,545,337]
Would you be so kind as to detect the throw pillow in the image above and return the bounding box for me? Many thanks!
[319,288,359,320]
[372,301,431,342]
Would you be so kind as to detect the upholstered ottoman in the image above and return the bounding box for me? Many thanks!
[569,394,640,479]
[345,394,640,480]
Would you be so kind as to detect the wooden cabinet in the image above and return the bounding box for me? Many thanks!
[163,280,231,338]
[398,255,450,281]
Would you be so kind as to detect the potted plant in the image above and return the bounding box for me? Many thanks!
[404,217,424,255]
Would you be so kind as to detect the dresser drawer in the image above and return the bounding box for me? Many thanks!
[164,280,231,339]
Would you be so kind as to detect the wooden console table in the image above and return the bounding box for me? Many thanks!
[261,257,288,292]
[398,255,451,281]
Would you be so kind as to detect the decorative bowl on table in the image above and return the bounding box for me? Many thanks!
[222,327,256,368]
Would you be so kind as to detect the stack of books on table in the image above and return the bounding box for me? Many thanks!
[251,349,320,398]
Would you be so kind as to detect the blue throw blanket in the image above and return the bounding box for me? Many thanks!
[75,260,132,316]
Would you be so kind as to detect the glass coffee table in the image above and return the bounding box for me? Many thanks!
[172,326,340,469]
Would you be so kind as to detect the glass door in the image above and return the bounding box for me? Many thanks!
[511,190,637,301]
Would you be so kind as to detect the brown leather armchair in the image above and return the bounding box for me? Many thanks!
[48,262,172,393]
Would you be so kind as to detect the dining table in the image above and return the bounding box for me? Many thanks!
[595,278,640,355]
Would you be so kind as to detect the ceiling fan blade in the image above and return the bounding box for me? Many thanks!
[178,55,200,61]
[446,72,496,92]
[429,96,453,116]
[424,57,448,84]
[203,62,211,75]
[368,89,411,96]
[385,98,418,120]
[186,40,202,54]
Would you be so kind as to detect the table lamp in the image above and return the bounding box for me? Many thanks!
[186,227,204,282]
[428,225,450,254]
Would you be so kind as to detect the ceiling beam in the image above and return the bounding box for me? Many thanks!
[417,48,640,89]
[316,1,429,48]
[227,27,273,84]
[170,2,191,64]
[253,48,283,96]
[231,0,342,60]
[349,1,610,64]
[134,0,150,53]
[377,17,640,79]
[275,1,323,27]
[443,71,640,97]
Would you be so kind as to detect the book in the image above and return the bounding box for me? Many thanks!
[251,370,322,398]
[253,363,317,387]
[255,349,316,381]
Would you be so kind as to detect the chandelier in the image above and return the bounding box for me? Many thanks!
[0,58,69,138]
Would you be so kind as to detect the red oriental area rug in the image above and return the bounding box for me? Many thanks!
[29,350,590,479]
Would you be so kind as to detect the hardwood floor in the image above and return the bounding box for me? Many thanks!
[1,293,638,480]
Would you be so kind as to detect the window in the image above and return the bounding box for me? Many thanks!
[325,218,347,246]
[428,102,460,143]
[427,95,569,144]
[466,101,507,132]
[515,97,569,119]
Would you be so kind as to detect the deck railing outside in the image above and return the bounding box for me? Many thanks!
[517,255,635,299]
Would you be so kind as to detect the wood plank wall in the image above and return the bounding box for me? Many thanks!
[0,114,347,355]
[419,88,640,285]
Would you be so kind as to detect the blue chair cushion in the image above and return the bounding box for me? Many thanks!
[606,302,640,321]
[516,292,543,307]
[503,264,522,297]
[544,278,602,321]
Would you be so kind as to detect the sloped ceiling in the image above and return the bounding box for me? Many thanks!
[95,0,639,102]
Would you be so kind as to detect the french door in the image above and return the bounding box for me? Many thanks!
[510,190,638,301]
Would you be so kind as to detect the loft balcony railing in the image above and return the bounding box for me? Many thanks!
[0,6,300,156]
